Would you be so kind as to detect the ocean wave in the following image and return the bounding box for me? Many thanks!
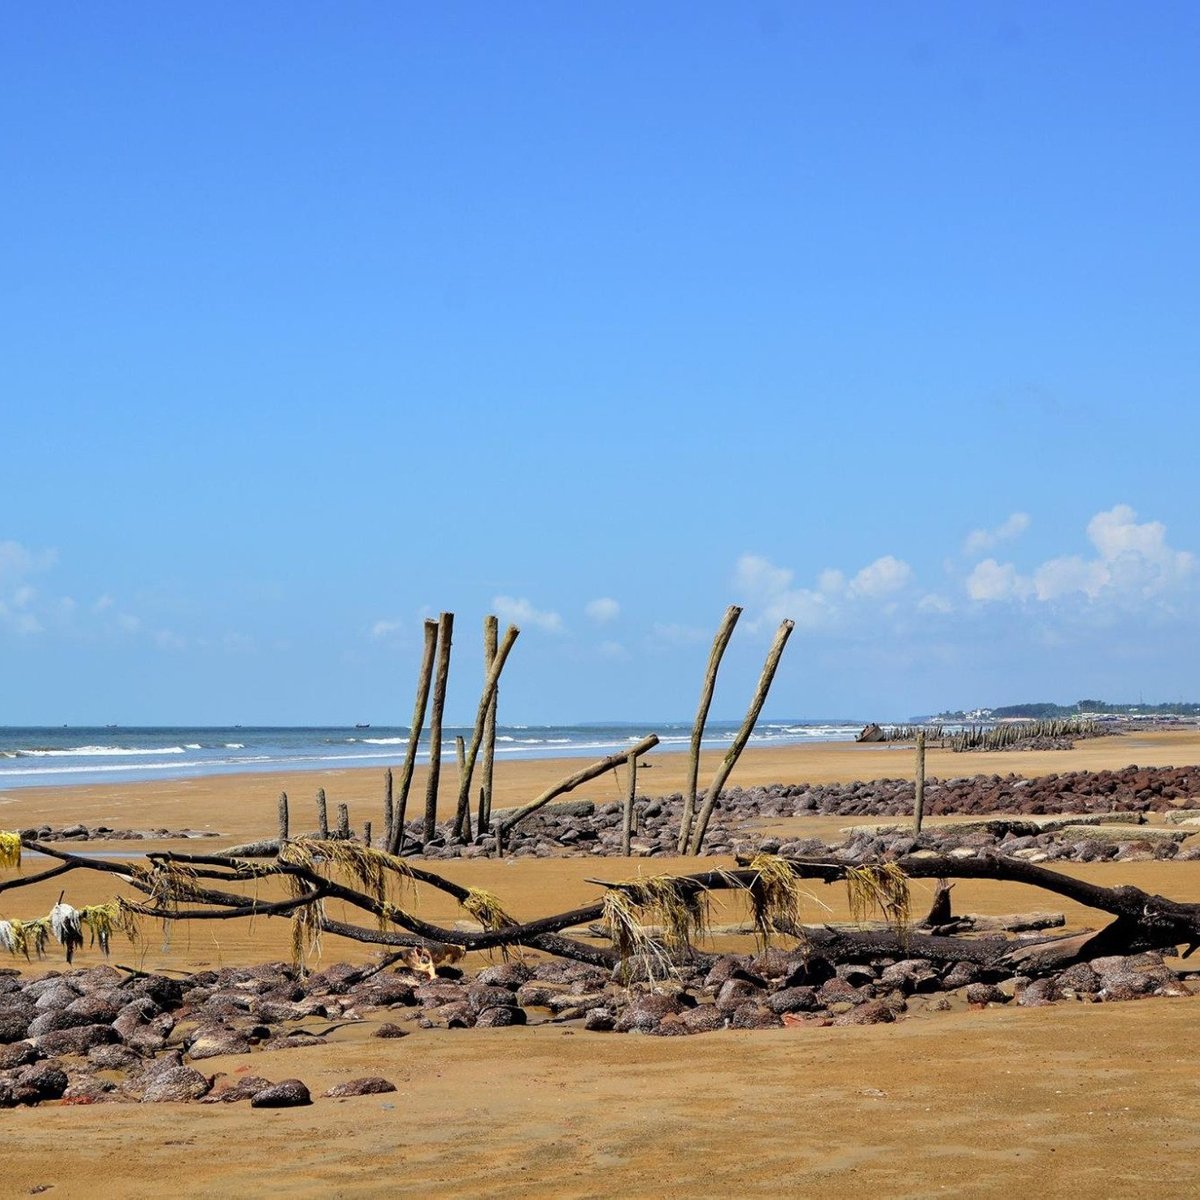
[224,743,245,749]
[17,745,188,758]
[361,737,406,745]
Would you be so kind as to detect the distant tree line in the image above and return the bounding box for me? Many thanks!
[934,700,1200,720]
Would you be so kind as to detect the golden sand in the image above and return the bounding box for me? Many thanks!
[3,731,1200,1197]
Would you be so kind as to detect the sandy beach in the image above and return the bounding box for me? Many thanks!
[4,731,1200,1197]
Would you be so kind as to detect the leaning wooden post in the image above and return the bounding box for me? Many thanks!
[689,618,795,854]
[478,614,499,834]
[387,618,439,855]
[678,605,742,853]
[455,736,472,840]
[498,734,660,836]
[337,803,351,839]
[621,751,637,856]
[452,624,520,839]
[316,788,329,839]
[914,730,927,834]
[277,792,289,844]
[363,820,372,848]
[382,769,393,843]
[422,612,455,842]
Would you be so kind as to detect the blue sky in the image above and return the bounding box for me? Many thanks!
[3,4,1199,725]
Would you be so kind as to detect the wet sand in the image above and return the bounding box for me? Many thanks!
[4,731,1200,1197]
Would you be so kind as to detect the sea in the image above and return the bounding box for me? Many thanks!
[0,721,866,791]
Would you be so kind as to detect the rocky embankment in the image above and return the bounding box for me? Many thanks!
[407,764,1200,863]
[0,942,1192,1107]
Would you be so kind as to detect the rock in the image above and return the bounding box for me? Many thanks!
[141,1064,212,1103]
[614,992,685,1034]
[0,1042,41,1070]
[371,1023,409,1039]
[0,1008,35,1044]
[3,1063,69,1105]
[186,1026,254,1061]
[766,987,819,1015]
[729,1003,783,1030]
[251,1079,312,1108]
[584,1007,616,1032]
[87,1044,142,1071]
[324,1076,397,1098]
[475,962,533,989]
[680,1005,726,1034]
[474,1005,526,1028]
[201,1075,275,1103]
[36,1024,120,1057]
[834,999,895,1026]
[964,983,1009,1006]
[715,979,763,1013]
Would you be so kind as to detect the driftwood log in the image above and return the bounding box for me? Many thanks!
[7,837,1200,983]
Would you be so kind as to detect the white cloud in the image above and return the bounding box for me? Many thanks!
[493,595,564,634]
[598,639,629,660]
[964,512,1031,556]
[966,559,1034,602]
[734,551,913,631]
[848,555,912,598]
[963,505,1194,608]
[584,597,620,624]
[917,593,953,614]
[371,619,405,640]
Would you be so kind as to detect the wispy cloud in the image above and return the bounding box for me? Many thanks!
[964,512,1031,557]
[584,597,620,624]
[493,595,564,634]
[733,551,914,630]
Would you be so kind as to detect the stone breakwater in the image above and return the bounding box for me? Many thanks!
[405,764,1200,863]
[18,824,220,843]
[0,942,1193,1107]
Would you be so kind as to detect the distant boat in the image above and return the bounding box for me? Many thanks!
[355,723,371,730]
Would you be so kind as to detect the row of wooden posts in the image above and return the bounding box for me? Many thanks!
[261,605,801,858]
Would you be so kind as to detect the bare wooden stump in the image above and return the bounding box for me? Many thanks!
[479,614,499,834]
[914,730,927,834]
[316,788,329,839]
[337,803,351,839]
[277,792,289,843]
[678,604,741,853]
[383,769,393,842]
[388,618,438,855]
[621,751,637,856]
[422,612,454,842]
[363,821,372,848]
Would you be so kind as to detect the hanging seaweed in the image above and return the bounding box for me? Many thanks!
[846,862,912,933]
[0,832,21,871]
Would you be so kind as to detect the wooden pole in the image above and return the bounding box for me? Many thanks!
[914,730,926,834]
[498,734,660,835]
[451,625,520,839]
[621,751,637,856]
[363,821,372,848]
[316,788,329,839]
[382,769,393,844]
[277,792,289,844]
[336,803,351,839]
[689,619,795,854]
[677,605,742,853]
[455,736,472,841]
[422,612,454,843]
[478,614,499,835]
[387,618,439,855]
